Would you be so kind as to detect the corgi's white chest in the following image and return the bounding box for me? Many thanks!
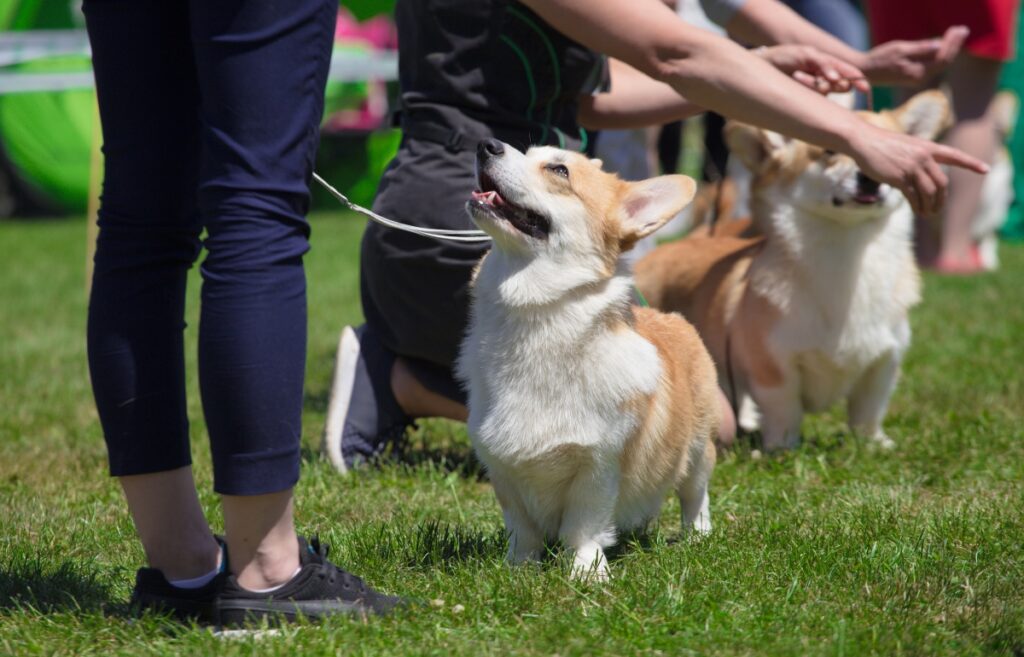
[758,206,919,410]
[460,291,660,465]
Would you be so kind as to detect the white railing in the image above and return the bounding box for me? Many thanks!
[0,30,398,94]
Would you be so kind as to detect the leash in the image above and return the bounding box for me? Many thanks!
[312,172,492,243]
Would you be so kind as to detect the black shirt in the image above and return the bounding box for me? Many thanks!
[395,0,606,151]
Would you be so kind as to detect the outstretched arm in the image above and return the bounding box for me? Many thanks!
[721,0,967,86]
[578,58,704,130]
[578,46,868,129]
[522,0,986,216]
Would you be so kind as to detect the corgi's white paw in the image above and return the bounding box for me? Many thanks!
[870,430,896,450]
[690,513,712,536]
[570,545,609,582]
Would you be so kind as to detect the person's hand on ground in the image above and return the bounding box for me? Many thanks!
[757,44,870,94]
[847,123,987,216]
[860,26,969,86]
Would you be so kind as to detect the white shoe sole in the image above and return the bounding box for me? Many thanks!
[322,326,361,474]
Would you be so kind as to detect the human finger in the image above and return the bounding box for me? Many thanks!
[898,60,927,81]
[930,143,989,174]
[828,57,868,91]
[936,25,969,63]
[831,77,852,93]
[849,76,871,93]
[916,168,938,217]
[792,70,819,91]
[894,39,941,61]
[925,159,948,215]
[900,176,922,216]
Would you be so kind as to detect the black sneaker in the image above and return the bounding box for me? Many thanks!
[129,538,226,623]
[322,324,413,473]
[215,536,403,626]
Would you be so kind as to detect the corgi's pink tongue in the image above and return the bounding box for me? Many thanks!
[472,190,505,206]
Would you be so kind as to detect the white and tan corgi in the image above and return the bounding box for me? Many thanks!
[974,90,1017,271]
[636,90,952,452]
[456,139,719,580]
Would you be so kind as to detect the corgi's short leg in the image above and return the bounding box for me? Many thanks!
[677,449,714,536]
[978,233,999,271]
[847,353,901,450]
[491,471,544,564]
[751,379,803,451]
[559,462,618,581]
[506,513,544,565]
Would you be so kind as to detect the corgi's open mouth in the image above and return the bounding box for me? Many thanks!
[833,174,883,207]
[470,172,551,239]
[851,173,882,205]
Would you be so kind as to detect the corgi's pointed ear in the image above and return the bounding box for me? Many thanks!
[618,174,696,249]
[891,90,952,141]
[989,91,1019,137]
[724,121,787,171]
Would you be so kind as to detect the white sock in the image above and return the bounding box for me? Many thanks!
[245,566,303,593]
[169,543,226,589]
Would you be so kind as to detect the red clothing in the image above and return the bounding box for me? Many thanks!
[867,0,1021,61]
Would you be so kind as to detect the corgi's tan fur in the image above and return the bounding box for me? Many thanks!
[636,90,951,452]
[457,141,718,580]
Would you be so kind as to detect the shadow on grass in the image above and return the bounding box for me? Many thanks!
[0,557,124,616]
[301,429,485,480]
[399,442,484,480]
[726,427,851,457]
[351,521,507,570]
[353,520,677,574]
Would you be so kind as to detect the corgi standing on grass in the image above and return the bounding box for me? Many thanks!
[457,140,719,580]
[636,91,953,453]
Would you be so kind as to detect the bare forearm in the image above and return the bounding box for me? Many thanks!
[577,59,704,130]
[522,0,860,152]
[724,0,866,68]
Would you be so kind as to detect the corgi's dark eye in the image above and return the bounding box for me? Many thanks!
[547,163,569,179]
[823,149,836,157]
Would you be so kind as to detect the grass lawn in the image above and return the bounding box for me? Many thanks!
[1,211,1023,656]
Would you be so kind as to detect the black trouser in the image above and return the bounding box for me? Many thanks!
[84,0,334,494]
[360,136,487,404]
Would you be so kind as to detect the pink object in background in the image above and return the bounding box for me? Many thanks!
[325,8,397,132]
[335,7,396,50]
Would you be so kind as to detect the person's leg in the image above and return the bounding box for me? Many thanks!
[82,0,220,580]
[716,389,737,451]
[935,53,1004,270]
[187,0,335,589]
[392,357,468,421]
[323,140,485,470]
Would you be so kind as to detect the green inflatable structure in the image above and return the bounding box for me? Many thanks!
[0,0,398,214]
[0,55,94,212]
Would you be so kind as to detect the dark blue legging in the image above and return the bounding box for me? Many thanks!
[84,0,335,495]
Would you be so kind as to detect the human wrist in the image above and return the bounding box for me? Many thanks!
[828,112,865,156]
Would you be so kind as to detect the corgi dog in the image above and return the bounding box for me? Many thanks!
[974,90,1017,271]
[635,90,952,452]
[456,139,719,580]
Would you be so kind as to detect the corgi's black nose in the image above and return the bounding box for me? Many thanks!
[478,139,505,160]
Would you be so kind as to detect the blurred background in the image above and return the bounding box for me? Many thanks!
[0,0,1020,244]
